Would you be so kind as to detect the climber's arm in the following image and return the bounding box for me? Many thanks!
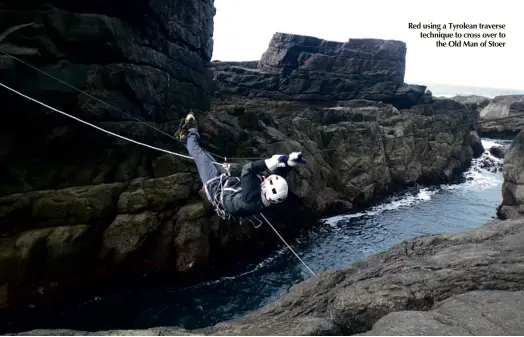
[240,159,270,204]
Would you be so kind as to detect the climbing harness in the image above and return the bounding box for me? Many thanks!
[201,163,264,229]
[202,172,237,220]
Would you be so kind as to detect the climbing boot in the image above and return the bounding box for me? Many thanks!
[174,113,197,141]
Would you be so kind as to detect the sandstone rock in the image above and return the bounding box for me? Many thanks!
[0,0,218,308]
[8,327,197,336]
[116,173,196,213]
[213,33,426,109]
[211,97,479,212]
[478,95,524,137]
[0,225,98,308]
[468,131,484,158]
[0,183,126,236]
[419,89,433,104]
[100,211,163,263]
[192,219,524,335]
[23,218,524,336]
[498,130,524,219]
[358,290,524,335]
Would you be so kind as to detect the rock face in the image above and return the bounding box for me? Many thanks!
[0,0,222,309]
[478,95,524,137]
[213,33,427,109]
[188,219,524,335]
[498,129,524,219]
[15,219,524,336]
[449,95,491,112]
[358,290,524,335]
[211,96,482,216]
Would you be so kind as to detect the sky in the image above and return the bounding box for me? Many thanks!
[212,0,524,91]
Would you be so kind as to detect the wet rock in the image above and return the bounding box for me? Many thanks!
[489,146,507,159]
[479,157,495,169]
[468,131,484,158]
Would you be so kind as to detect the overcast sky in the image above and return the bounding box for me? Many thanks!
[212,0,523,90]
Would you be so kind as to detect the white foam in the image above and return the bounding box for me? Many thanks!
[323,187,439,227]
[326,139,504,225]
[460,139,504,190]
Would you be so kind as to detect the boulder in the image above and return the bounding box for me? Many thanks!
[489,145,507,159]
[449,95,491,112]
[468,130,484,158]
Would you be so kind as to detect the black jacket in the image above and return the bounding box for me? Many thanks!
[221,159,292,217]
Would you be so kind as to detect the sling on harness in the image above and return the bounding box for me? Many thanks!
[201,161,264,228]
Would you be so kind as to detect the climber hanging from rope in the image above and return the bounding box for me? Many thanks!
[174,113,307,223]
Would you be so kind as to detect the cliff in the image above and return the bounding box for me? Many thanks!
[450,94,524,138]
[0,0,220,309]
[213,32,426,109]
[498,129,524,219]
[193,219,524,335]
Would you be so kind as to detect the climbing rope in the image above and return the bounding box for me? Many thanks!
[0,82,194,160]
[259,213,316,276]
[0,80,318,277]
[1,47,523,161]
[0,48,181,144]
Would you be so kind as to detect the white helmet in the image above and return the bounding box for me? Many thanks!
[260,174,288,205]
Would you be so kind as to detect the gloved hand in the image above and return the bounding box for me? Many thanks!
[286,152,307,166]
[265,154,289,171]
